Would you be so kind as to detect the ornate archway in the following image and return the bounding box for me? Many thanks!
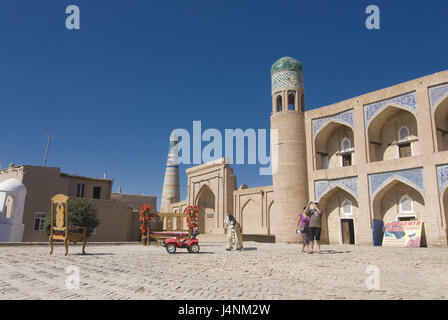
[314,121,355,170]
[433,95,448,151]
[318,186,358,244]
[195,185,216,234]
[367,105,418,162]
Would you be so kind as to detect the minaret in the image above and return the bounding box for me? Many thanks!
[160,131,180,213]
[270,57,309,242]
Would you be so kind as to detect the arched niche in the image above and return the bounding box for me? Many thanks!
[314,121,355,170]
[367,105,418,162]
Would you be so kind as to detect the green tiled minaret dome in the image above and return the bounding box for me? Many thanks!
[270,57,303,75]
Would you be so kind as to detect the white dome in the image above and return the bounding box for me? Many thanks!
[0,178,27,193]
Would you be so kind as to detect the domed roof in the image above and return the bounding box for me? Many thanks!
[270,57,303,75]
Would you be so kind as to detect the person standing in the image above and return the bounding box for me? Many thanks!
[224,214,243,251]
[308,201,322,253]
[296,207,311,253]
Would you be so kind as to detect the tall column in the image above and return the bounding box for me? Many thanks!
[270,57,309,242]
[160,132,180,213]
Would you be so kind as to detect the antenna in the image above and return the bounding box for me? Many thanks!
[43,134,54,167]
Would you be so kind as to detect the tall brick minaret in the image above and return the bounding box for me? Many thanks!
[160,131,180,213]
[270,57,309,242]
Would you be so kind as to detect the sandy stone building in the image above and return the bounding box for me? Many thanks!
[0,164,156,242]
[166,57,448,247]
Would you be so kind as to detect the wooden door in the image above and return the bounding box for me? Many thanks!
[341,219,355,244]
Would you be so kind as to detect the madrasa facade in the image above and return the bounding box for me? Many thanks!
[160,56,448,247]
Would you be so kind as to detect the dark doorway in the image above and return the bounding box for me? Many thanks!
[341,219,355,244]
[399,143,412,158]
[93,186,101,199]
[342,154,352,167]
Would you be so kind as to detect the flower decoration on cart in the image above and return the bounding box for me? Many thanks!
[138,204,152,244]
[185,205,199,235]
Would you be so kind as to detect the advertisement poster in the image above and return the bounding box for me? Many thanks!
[383,220,422,247]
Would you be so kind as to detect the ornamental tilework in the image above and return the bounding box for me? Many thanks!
[315,177,358,202]
[312,109,354,140]
[364,92,417,125]
[429,83,448,113]
[436,164,448,195]
[368,167,425,198]
[271,70,304,92]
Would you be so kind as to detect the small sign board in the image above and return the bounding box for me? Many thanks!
[382,220,422,247]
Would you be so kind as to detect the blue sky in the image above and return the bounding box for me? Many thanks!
[0,0,447,209]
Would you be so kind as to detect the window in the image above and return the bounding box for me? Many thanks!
[300,94,305,112]
[93,186,101,199]
[341,199,352,216]
[397,126,412,158]
[276,95,283,112]
[340,138,353,167]
[76,183,86,198]
[341,138,352,152]
[321,155,329,169]
[342,154,352,167]
[399,194,413,214]
[288,93,295,110]
[5,195,14,219]
[398,126,410,142]
[34,212,47,231]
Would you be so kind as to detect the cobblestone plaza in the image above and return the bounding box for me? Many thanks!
[1,243,447,300]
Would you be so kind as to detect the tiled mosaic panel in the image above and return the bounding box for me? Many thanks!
[368,167,424,198]
[364,92,417,125]
[315,177,358,201]
[312,109,354,140]
[429,83,448,113]
[271,70,304,92]
[436,164,448,195]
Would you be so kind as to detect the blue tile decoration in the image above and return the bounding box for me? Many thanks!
[364,92,417,125]
[436,164,448,195]
[271,57,304,93]
[271,70,304,92]
[315,177,358,202]
[368,167,425,199]
[429,83,448,113]
[312,109,354,140]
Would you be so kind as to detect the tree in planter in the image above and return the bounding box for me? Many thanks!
[43,198,100,238]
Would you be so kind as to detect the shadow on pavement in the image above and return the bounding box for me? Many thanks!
[316,250,351,254]
[173,251,215,255]
[72,252,116,256]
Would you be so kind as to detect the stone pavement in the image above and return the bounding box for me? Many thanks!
[0,242,447,300]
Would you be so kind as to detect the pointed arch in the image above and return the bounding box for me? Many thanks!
[433,94,448,151]
[240,198,262,234]
[194,184,213,206]
[241,198,256,212]
[367,103,417,131]
[195,184,216,234]
[372,178,425,223]
[371,176,425,202]
[314,121,355,170]
[318,185,359,206]
[318,186,358,245]
[313,120,354,144]
[367,104,418,162]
